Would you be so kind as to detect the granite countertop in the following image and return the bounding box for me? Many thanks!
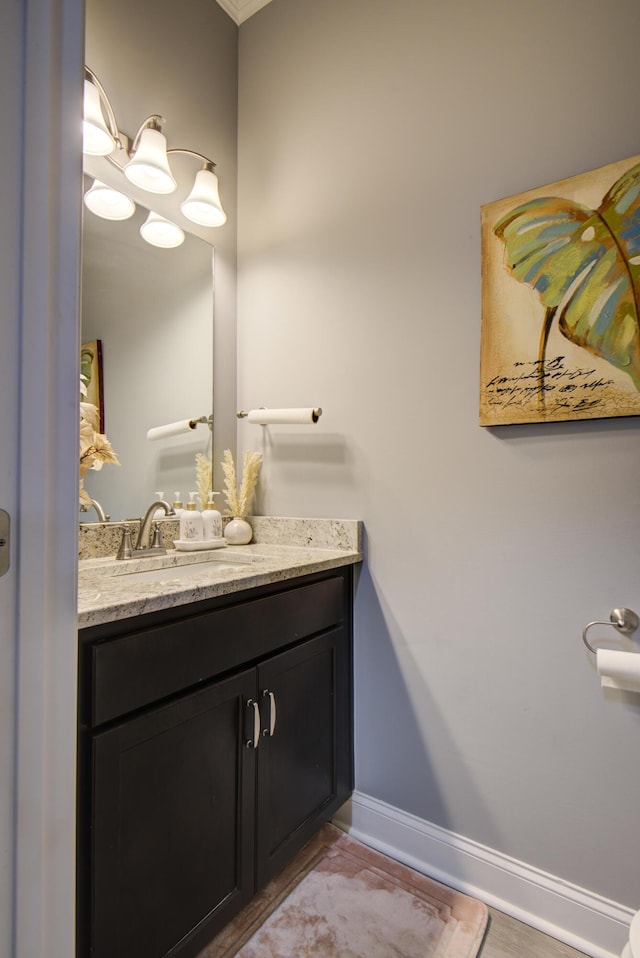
[78,517,362,629]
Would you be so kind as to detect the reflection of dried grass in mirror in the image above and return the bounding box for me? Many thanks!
[221,449,262,517]
[195,452,212,510]
[79,376,119,507]
[221,450,238,514]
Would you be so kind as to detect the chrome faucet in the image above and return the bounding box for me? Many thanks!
[134,499,176,553]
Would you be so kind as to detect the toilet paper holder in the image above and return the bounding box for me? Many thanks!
[582,607,640,654]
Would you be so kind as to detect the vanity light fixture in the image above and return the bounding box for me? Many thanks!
[83,179,136,220]
[169,152,227,227]
[140,211,185,248]
[82,66,226,223]
[124,118,177,195]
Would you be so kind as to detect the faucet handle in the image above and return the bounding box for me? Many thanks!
[151,522,164,550]
[116,526,134,560]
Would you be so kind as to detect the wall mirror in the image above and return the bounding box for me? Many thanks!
[80,173,214,522]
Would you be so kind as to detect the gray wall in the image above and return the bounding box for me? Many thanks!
[237,0,640,906]
[84,0,238,497]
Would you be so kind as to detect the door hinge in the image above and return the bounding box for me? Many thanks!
[0,510,9,577]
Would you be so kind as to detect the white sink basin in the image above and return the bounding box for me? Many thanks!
[77,549,259,588]
[118,561,244,585]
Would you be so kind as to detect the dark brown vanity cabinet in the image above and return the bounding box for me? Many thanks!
[77,568,354,958]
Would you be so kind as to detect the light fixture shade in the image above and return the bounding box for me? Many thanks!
[125,128,177,194]
[84,180,136,221]
[83,79,116,156]
[180,168,227,227]
[140,211,185,248]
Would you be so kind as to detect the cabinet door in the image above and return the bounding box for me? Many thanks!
[89,669,256,958]
[255,626,352,888]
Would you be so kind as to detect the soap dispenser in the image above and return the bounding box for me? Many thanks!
[180,492,203,541]
[202,495,222,540]
[153,492,166,518]
[172,491,185,519]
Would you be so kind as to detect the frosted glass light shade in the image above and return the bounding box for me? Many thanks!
[125,128,177,194]
[180,168,227,227]
[83,79,115,156]
[140,212,184,248]
[84,180,135,220]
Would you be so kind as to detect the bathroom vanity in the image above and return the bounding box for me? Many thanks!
[76,518,361,958]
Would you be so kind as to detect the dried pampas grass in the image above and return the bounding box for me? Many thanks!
[195,452,212,510]
[222,449,262,517]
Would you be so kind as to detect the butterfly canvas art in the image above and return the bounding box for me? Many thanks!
[480,154,640,425]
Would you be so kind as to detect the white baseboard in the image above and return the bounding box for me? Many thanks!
[333,791,634,958]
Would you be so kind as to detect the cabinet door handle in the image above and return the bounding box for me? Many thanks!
[262,689,277,736]
[245,699,260,749]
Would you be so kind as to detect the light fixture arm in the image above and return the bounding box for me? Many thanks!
[167,148,217,172]
[84,66,122,148]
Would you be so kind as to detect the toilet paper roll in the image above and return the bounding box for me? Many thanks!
[596,649,640,693]
[246,407,322,425]
[147,419,196,441]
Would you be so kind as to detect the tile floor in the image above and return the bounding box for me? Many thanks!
[479,909,590,958]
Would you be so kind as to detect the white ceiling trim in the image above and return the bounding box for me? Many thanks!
[216,0,273,25]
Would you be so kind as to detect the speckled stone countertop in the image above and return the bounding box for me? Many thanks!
[78,517,362,629]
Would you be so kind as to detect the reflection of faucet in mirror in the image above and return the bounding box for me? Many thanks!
[134,499,176,554]
[80,498,109,522]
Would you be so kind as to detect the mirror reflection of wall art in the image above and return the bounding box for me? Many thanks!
[480,154,640,426]
[80,339,104,433]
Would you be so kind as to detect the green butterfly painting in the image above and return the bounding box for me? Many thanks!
[480,154,640,425]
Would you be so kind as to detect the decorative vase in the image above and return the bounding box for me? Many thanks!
[224,516,252,545]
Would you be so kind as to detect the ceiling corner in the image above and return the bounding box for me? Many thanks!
[216,0,274,25]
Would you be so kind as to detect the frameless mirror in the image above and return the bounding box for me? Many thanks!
[80,175,214,521]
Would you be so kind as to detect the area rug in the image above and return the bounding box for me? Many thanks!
[200,824,488,958]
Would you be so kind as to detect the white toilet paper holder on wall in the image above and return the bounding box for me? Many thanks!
[582,607,640,654]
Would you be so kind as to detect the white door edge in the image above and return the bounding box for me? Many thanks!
[0,2,25,954]
[13,1,84,956]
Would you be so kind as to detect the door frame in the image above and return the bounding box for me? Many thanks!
[11,0,84,955]
[0,1,25,952]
